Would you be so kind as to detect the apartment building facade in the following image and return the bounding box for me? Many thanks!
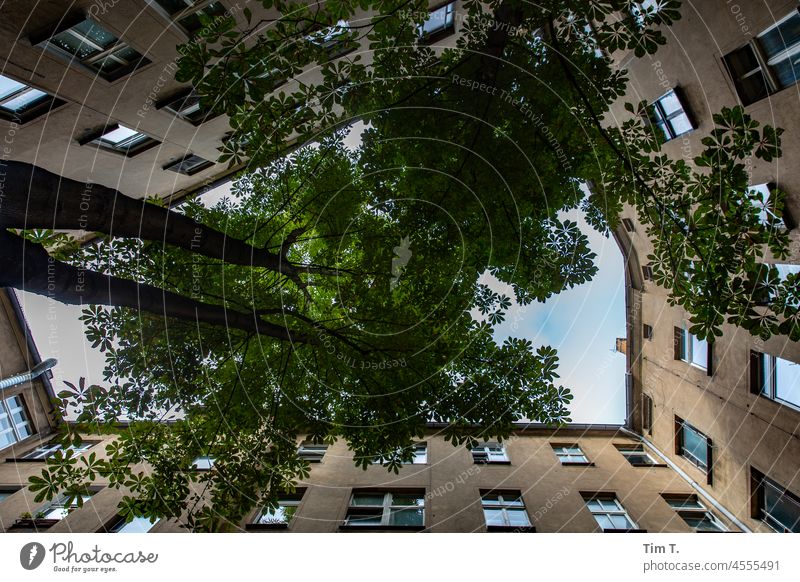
[2,0,800,534]
[1,420,746,533]
[0,0,459,207]
[610,0,800,534]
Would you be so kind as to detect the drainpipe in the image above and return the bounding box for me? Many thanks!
[619,427,752,532]
[0,358,58,391]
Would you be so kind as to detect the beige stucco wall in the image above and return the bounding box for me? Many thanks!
[610,0,800,533]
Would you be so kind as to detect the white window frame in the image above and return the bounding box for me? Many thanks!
[552,444,589,464]
[0,74,61,122]
[724,11,800,103]
[759,353,800,410]
[679,326,708,370]
[585,495,638,531]
[298,441,328,462]
[372,442,428,465]
[471,442,509,463]
[254,492,304,525]
[649,89,694,141]
[148,1,228,35]
[755,471,800,532]
[41,493,94,520]
[81,124,158,157]
[21,441,94,461]
[163,153,213,176]
[481,491,531,528]
[0,395,33,450]
[43,18,147,80]
[618,445,657,466]
[664,496,727,532]
[418,2,456,38]
[344,491,425,527]
[677,419,710,473]
[192,456,215,470]
[748,184,781,226]
[757,11,800,87]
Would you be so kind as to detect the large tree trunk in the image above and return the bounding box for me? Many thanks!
[0,161,292,273]
[0,230,314,343]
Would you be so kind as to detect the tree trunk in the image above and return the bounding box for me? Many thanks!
[0,230,314,343]
[0,161,291,273]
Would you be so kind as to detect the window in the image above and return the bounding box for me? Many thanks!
[749,183,792,228]
[752,469,800,532]
[674,326,711,373]
[344,491,424,528]
[617,444,658,467]
[631,0,661,27]
[641,393,653,434]
[648,89,694,141]
[38,17,150,81]
[750,351,800,409]
[0,74,65,123]
[643,324,653,340]
[298,441,327,462]
[723,11,800,105]
[622,217,635,232]
[80,124,159,156]
[0,395,32,450]
[481,491,532,530]
[163,154,214,176]
[675,417,712,481]
[373,442,427,465]
[150,0,228,36]
[663,495,727,532]
[471,442,509,463]
[250,490,305,528]
[157,89,215,125]
[21,441,96,460]
[305,20,353,60]
[552,444,590,465]
[109,516,160,533]
[419,2,456,40]
[584,495,639,531]
[0,487,20,503]
[41,492,94,520]
[641,265,653,280]
[192,456,215,470]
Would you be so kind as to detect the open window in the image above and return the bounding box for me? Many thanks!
[723,10,800,105]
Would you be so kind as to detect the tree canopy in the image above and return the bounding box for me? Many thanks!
[6,0,792,530]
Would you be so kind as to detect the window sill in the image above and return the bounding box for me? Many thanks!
[9,518,60,531]
[629,463,668,468]
[603,529,647,533]
[245,522,289,531]
[338,524,425,532]
[559,462,595,467]
[486,525,536,533]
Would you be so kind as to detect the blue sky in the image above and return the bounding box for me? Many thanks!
[18,190,626,425]
[477,207,627,424]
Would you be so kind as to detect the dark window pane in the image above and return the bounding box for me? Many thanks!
[771,54,800,89]
[724,45,770,104]
[72,20,118,48]
[50,30,97,59]
[389,507,423,526]
[758,14,800,59]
